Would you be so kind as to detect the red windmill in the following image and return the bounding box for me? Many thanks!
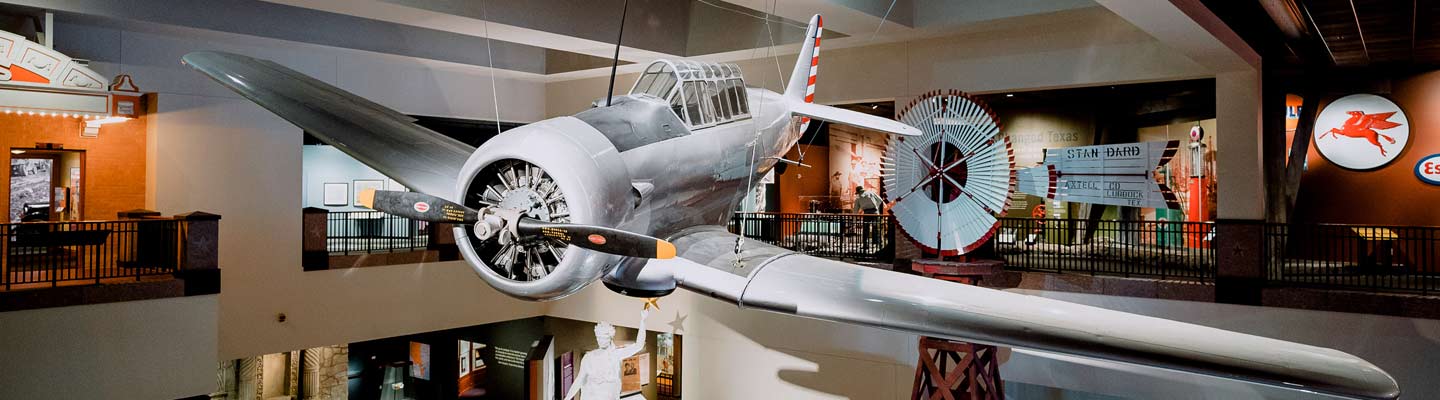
[1319,111,1404,156]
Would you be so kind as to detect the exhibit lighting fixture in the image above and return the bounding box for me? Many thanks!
[82,116,131,137]
[1006,93,1014,97]
[10,149,23,154]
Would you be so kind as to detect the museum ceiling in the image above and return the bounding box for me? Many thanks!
[1206,0,1440,70]
[2,0,1102,78]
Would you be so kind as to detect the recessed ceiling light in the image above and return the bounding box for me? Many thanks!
[1006,94,1014,97]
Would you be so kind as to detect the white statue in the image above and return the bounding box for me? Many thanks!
[562,309,648,400]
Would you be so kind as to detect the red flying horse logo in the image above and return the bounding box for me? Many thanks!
[1319,111,1404,156]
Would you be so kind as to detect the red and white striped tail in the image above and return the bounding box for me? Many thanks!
[804,24,821,104]
[785,15,823,130]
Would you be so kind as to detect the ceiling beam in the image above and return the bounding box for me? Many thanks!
[9,0,558,74]
[1093,0,1260,73]
[1260,0,1309,39]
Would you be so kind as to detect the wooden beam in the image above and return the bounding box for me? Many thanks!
[1281,89,1321,223]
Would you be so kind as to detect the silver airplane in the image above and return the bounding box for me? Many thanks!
[183,15,1398,400]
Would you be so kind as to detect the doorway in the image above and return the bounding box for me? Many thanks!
[8,149,84,222]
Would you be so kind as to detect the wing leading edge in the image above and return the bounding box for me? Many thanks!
[658,226,1398,400]
[182,51,475,199]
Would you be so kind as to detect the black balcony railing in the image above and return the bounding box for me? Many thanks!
[1265,223,1440,294]
[729,212,894,262]
[2,219,185,290]
[325,211,430,255]
[994,217,1215,282]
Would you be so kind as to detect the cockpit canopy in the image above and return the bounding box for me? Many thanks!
[628,60,750,129]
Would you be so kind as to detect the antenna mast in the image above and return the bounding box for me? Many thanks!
[605,0,629,107]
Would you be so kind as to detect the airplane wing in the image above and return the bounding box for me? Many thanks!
[658,225,1399,400]
[790,101,923,136]
[182,51,475,200]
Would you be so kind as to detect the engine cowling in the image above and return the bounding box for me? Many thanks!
[453,116,633,300]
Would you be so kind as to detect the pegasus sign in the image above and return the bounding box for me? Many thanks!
[1315,94,1410,170]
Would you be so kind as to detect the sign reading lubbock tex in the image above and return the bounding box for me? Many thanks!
[1314,94,1410,170]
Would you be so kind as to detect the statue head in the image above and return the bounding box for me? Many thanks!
[594,321,616,348]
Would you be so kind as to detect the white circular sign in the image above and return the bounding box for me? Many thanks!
[1189,125,1204,141]
[1314,94,1410,170]
[1416,154,1440,185]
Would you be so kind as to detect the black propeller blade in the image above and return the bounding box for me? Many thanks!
[357,189,478,223]
[358,189,675,259]
[516,218,676,259]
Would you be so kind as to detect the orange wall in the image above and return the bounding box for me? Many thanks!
[777,144,829,214]
[1,97,149,221]
[1293,70,1440,226]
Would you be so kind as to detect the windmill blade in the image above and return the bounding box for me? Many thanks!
[886,91,1014,255]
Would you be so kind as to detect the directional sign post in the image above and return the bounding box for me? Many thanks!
[1016,141,1180,209]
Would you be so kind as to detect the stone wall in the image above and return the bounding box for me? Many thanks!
[217,345,347,400]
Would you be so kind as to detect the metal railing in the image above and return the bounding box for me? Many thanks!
[1265,223,1440,294]
[325,211,430,255]
[729,212,893,262]
[2,219,184,290]
[994,217,1215,282]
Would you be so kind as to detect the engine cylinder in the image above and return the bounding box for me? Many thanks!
[453,116,633,300]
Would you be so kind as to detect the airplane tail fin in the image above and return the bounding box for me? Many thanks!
[776,15,920,137]
[783,14,822,103]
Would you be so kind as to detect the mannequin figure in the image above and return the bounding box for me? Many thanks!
[562,309,648,400]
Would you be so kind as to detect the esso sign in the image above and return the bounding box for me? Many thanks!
[1313,94,1410,170]
[1189,125,1204,142]
[1415,154,1440,185]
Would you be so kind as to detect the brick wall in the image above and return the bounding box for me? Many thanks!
[0,96,148,221]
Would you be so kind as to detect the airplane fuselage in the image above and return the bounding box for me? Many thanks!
[582,88,800,239]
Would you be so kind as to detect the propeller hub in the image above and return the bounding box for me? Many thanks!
[496,187,551,220]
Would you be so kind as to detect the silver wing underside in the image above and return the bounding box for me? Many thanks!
[182,51,473,199]
[662,226,1399,400]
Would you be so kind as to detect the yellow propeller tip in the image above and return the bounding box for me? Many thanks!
[656,240,677,259]
[357,188,376,209]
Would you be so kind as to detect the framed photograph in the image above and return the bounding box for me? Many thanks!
[387,179,408,192]
[620,352,649,395]
[458,340,471,377]
[353,179,384,207]
[410,341,431,380]
[322,183,348,206]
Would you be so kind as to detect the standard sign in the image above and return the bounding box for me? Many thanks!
[1416,154,1440,185]
[1017,141,1180,209]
